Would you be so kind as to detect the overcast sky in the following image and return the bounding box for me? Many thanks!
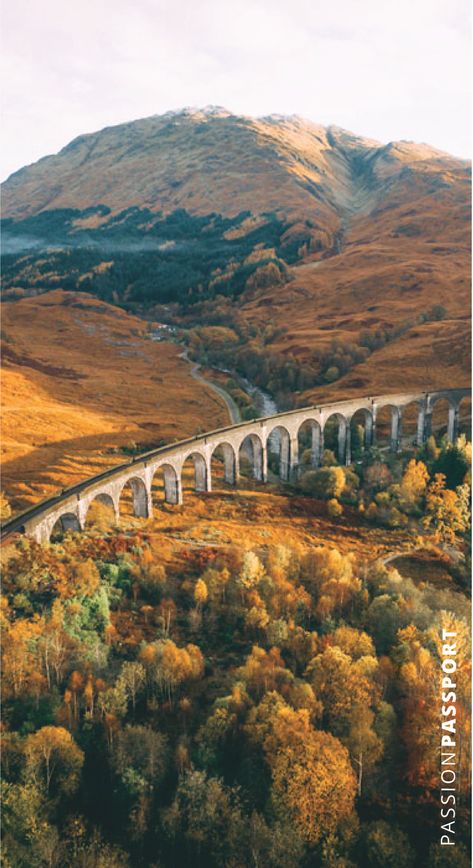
[1,0,471,180]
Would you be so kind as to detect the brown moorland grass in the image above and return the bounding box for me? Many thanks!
[242,177,471,403]
[116,481,414,565]
[1,290,229,511]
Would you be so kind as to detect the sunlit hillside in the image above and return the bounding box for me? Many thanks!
[1,108,470,424]
[1,291,229,511]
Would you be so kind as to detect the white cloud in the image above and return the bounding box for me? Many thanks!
[1,0,470,180]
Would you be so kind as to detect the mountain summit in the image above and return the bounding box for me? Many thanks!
[2,108,467,230]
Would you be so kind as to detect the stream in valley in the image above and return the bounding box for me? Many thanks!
[236,376,279,418]
[149,326,280,425]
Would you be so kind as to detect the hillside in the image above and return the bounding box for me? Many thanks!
[2,107,469,314]
[0,108,410,225]
[2,107,470,287]
[1,290,229,511]
[1,108,471,501]
[2,107,467,224]
[2,458,471,865]
[3,108,469,254]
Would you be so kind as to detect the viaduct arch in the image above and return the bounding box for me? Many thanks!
[1,388,469,545]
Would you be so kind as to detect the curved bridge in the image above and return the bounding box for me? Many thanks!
[1,388,469,544]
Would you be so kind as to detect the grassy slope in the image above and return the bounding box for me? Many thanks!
[1,291,229,511]
[130,483,414,566]
[1,112,470,501]
[242,164,471,401]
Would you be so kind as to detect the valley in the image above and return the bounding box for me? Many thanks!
[0,107,471,868]
[1,111,470,459]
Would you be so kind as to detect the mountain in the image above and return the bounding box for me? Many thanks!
[1,108,471,407]
[2,106,468,232]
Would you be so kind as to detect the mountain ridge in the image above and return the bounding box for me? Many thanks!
[3,108,469,225]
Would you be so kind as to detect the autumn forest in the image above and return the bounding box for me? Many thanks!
[1,96,471,868]
[1,430,471,867]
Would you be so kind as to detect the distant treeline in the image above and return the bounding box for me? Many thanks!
[184,303,449,408]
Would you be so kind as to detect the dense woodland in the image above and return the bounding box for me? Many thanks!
[1,206,296,308]
[1,432,471,867]
[2,205,455,410]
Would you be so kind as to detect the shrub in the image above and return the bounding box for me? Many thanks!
[301,467,346,500]
[427,304,447,321]
[363,462,393,493]
[324,366,340,383]
[342,468,360,504]
[431,440,470,489]
[366,493,409,529]
[321,449,338,467]
[327,499,343,519]
[0,491,12,521]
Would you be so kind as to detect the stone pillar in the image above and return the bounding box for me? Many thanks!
[364,413,374,448]
[447,405,460,442]
[131,480,149,518]
[234,451,241,485]
[135,494,149,518]
[164,470,182,505]
[77,499,88,529]
[416,405,432,446]
[289,436,299,481]
[279,434,291,481]
[317,428,324,466]
[261,444,268,482]
[370,406,377,446]
[223,448,236,484]
[32,524,46,544]
[424,412,432,441]
[311,426,323,467]
[193,458,205,492]
[145,486,153,518]
[337,423,347,464]
[204,460,212,493]
[391,409,402,452]
[29,520,50,544]
[111,498,120,524]
[344,426,351,466]
[416,408,424,446]
[174,476,183,505]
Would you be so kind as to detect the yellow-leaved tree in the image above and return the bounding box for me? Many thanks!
[193,579,208,611]
[423,473,470,544]
[400,459,429,504]
[24,726,84,797]
[245,693,357,845]
[271,729,357,844]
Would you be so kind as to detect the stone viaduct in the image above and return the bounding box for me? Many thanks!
[1,388,469,545]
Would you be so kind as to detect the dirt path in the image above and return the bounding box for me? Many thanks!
[179,349,241,424]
